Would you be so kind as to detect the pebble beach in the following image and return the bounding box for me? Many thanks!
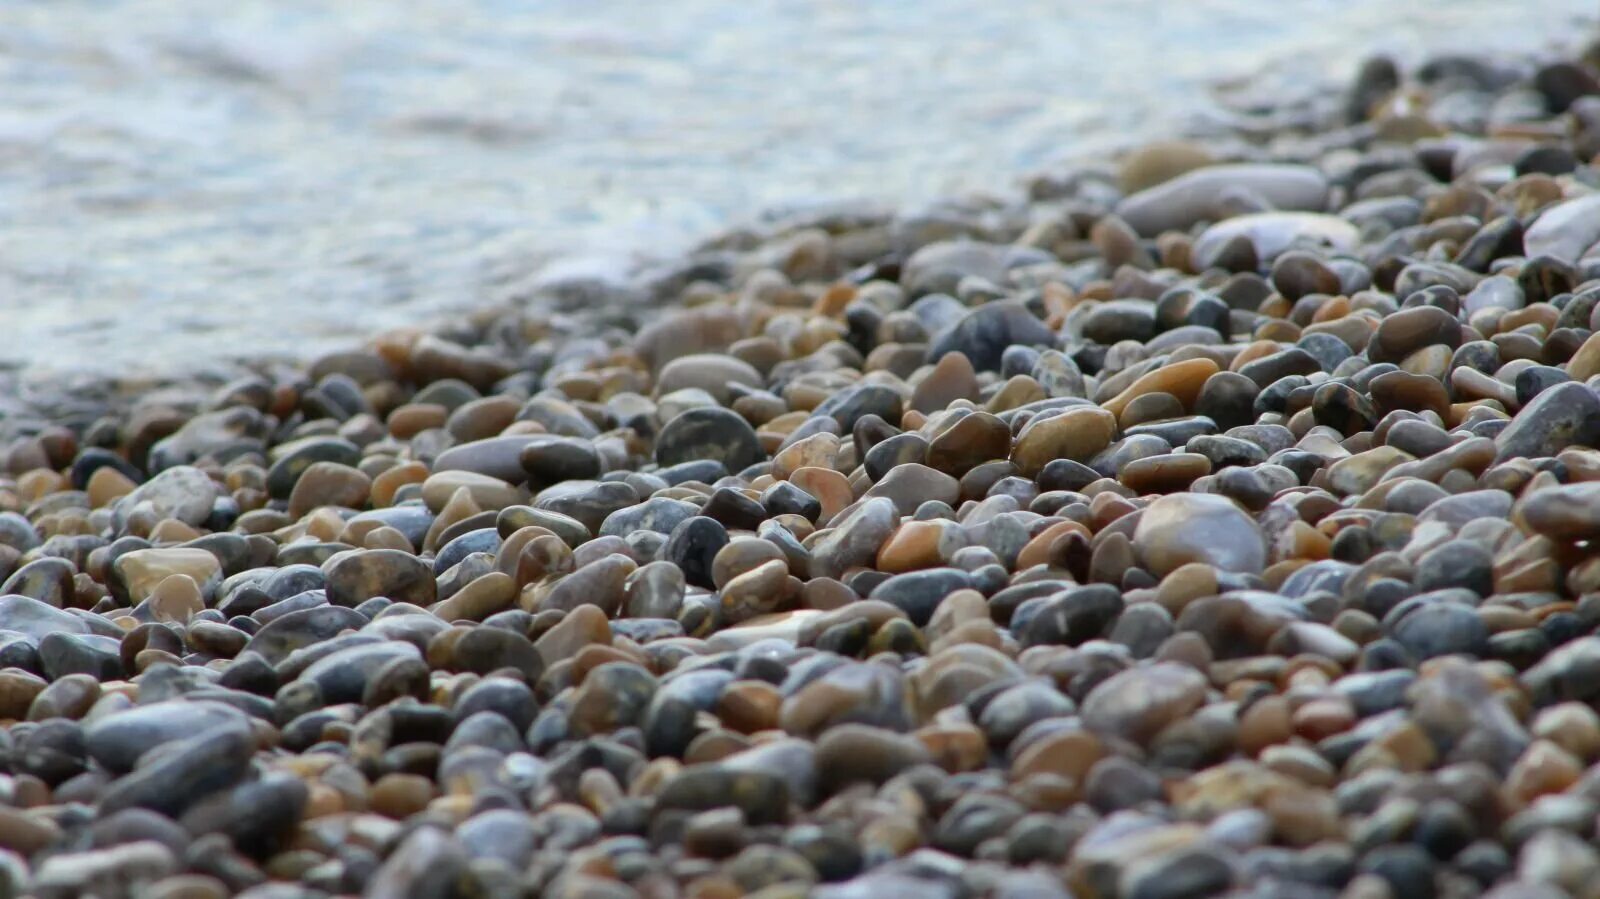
[4,26,1600,899]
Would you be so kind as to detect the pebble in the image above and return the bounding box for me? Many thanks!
[927,300,1059,372]
[1115,163,1331,236]
[1133,493,1266,576]
[1081,662,1209,742]
[1522,193,1600,264]
[655,407,764,471]
[1192,211,1359,270]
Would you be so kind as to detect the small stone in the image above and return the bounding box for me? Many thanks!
[1081,661,1209,744]
[518,436,603,485]
[326,548,436,607]
[912,352,979,413]
[1192,212,1359,270]
[865,464,959,516]
[1116,164,1331,236]
[434,435,549,483]
[1133,493,1265,576]
[1119,141,1216,193]
[656,407,765,472]
[84,700,249,773]
[927,300,1059,372]
[1523,193,1600,265]
[286,462,371,517]
[656,353,764,404]
[116,466,219,527]
[1390,603,1489,660]
[1010,406,1117,477]
[1495,382,1600,462]
[810,498,898,580]
[98,722,255,818]
[114,548,223,605]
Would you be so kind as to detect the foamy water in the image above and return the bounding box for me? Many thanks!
[0,0,1594,378]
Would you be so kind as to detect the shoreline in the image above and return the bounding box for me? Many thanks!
[0,32,1599,899]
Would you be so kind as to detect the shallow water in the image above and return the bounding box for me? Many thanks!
[0,0,1594,379]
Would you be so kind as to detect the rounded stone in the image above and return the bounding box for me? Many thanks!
[655,407,764,472]
[1133,493,1265,576]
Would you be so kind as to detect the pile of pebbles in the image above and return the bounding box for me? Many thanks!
[5,42,1600,899]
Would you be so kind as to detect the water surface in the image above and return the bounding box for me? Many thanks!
[1,0,1593,378]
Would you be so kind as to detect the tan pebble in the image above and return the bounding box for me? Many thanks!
[423,487,483,552]
[1504,740,1584,807]
[571,644,643,684]
[799,577,856,611]
[811,283,856,318]
[1009,406,1117,477]
[925,410,1011,477]
[140,874,230,899]
[1010,729,1105,782]
[1328,447,1415,496]
[911,352,979,414]
[684,730,751,765]
[16,470,67,504]
[494,526,559,585]
[444,395,522,442]
[924,588,989,644]
[916,723,988,773]
[788,467,854,522]
[287,462,372,518]
[301,508,346,543]
[356,525,409,552]
[1291,696,1355,741]
[1101,358,1220,418]
[1255,320,1301,342]
[146,574,203,624]
[712,537,787,590]
[1119,140,1215,193]
[533,605,612,664]
[371,773,436,819]
[1119,452,1212,494]
[420,470,526,513]
[928,619,1003,654]
[1155,562,1219,615]
[1354,721,1436,774]
[304,783,345,819]
[1498,558,1560,594]
[0,670,48,720]
[896,519,973,573]
[133,649,183,673]
[386,403,448,439]
[115,547,221,604]
[337,516,387,547]
[1262,783,1342,847]
[1001,773,1073,813]
[432,571,516,622]
[371,462,429,507]
[1533,703,1600,763]
[720,560,794,625]
[146,518,202,544]
[716,681,782,734]
[1238,695,1293,755]
[86,466,137,508]
[771,433,842,480]
[985,375,1047,412]
[1014,520,1092,571]
[1258,745,1336,789]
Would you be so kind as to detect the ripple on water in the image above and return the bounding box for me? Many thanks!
[0,0,1592,377]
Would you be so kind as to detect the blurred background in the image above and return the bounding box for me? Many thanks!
[0,0,1595,379]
